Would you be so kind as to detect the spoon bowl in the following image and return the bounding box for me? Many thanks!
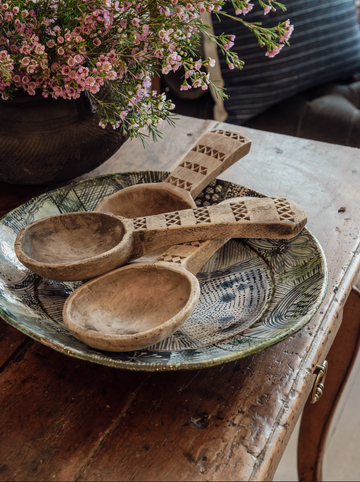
[95,183,196,218]
[16,212,133,281]
[63,261,200,352]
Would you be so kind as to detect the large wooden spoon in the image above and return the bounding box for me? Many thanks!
[94,129,251,217]
[62,238,229,352]
[15,196,307,281]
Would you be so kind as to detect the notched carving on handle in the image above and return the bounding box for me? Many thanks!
[155,240,209,267]
[164,212,182,226]
[210,129,248,143]
[272,197,296,223]
[193,207,212,224]
[156,253,187,264]
[179,161,208,175]
[229,201,251,221]
[165,176,193,192]
[133,217,147,230]
[192,144,226,162]
[181,240,208,248]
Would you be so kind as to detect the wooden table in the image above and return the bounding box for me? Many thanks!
[1,115,360,481]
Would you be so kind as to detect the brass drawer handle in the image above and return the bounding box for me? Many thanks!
[311,360,328,404]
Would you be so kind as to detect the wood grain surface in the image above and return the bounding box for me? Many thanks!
[298,288,360,481]
[0,115,360,481]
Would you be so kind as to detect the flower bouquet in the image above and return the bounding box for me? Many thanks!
[0,0,293,143]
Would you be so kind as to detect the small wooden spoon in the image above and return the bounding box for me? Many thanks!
[62,238,229,352]
[15,196,307,281]
[94,129,251,217]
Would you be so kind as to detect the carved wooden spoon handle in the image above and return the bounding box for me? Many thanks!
[163,129,251,199]
[153,238,229,276]
[129,196,307,260]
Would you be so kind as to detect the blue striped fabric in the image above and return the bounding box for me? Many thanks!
[212,0,360,124]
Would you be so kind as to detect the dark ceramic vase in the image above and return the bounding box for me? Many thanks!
[0,92,129,185]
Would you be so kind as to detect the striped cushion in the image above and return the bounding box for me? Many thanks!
[212,0,360,124]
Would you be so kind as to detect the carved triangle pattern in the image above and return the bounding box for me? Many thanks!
[166,176,193,192]
[211,129,247,144]
[179,161,208,175]
[192,144,226,162]
[133,217,147,230]
[272,198,295,222]
[157,254,186,264]
[193,207,212,224]
[164,212,182,226]
[181,240,208,247]
[229,201,251,221]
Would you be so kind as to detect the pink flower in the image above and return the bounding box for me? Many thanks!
[93,37,101,47]
[132,17,140,27]
[280,21,294,43]
[162,65,172,75]
[236,3,254,15]
[21,57,30,66]
[265,43,284,58]
[106,71,117,80]
[57,36,64,44]
[155,48,163,59]
[223,41,234,50]
[35,45,45,54]
[86,76,96,86]
[62,65,71,75]
[78,66,89,76]
[264,6,271,15]
[142,77,152,88]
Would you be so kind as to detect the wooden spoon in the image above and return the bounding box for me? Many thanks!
[15,196,307,282]
[62,238,229,352]
[94,129,251,217]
